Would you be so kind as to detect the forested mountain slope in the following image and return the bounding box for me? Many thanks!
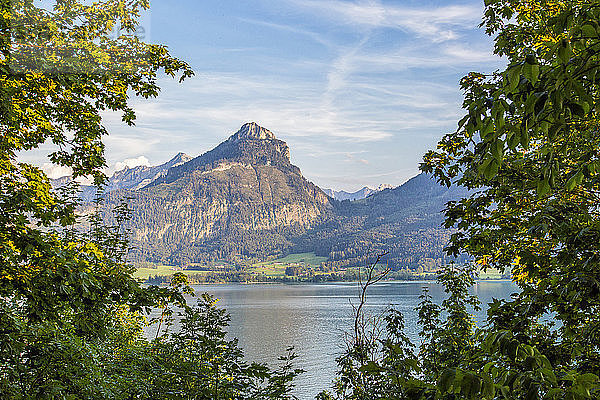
[294,174,470,269]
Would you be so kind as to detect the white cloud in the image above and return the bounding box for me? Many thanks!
[98,66,473,157]
[119,74,398,142]
[40,163,94,184]
[74,175,95,186]
[341,43,501,73]
[113,155,151,172]
[286,0,482,42]
[237,18,335,48]
[42,163,72,179]
[442,45,501,63]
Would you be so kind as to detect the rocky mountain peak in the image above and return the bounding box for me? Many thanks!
[169,152,192,166]
[230,122,276,141]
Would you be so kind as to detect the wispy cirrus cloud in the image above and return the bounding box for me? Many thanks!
[110,71,464,146]
[285,0,482,42]
[346,44,499,71]
[237,17,335,48]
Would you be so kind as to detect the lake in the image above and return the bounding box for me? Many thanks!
[151,280,517,400]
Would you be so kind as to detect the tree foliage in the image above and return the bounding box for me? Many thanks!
[422,0,600,397]
[103,293,302,399]
[1,0,192,336]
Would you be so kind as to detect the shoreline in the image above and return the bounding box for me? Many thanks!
[143,277,514,286]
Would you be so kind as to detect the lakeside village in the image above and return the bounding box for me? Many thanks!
[137,252,510,285]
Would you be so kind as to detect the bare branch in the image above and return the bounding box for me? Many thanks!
[354,251,390,348]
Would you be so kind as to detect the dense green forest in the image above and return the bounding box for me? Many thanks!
[3,0,600,399]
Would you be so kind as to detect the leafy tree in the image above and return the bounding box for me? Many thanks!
[319,266,480,400]
[1,0,191,338]
[421,0,600,397]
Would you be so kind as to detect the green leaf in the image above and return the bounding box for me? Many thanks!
[582,23,597,37]
[439,368,456,393]
[491,139,504,161]
[540,367,558,385]
[507,65,522,91]
[537,179,551,197]
[558,39,572,63]
[523,63,540,84]
[482,119,495,137]
[507,132,520,150]
[566,170,584,191]
[358,361,381,373]
[484,158,499,179]
[482,373,495,399]
[525,93,538,114]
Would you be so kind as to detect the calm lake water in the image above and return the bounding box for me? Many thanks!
[153,280,517,400]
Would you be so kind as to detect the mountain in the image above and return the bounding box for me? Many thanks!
[50,152,192,201]
[110,152,191,191]
[105,122,332,264]
[89,122,469,269]
[152,123,295,186]
[322,184,393,201]
[296,174,470,270]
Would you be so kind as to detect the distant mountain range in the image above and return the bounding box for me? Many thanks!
[111,152,192,191]
[321,185,394,201]
[51,152,192,201]
[54,123,469,270]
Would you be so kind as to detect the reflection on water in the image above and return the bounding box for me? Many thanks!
[150,281,517,400]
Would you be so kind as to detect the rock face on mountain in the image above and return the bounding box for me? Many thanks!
[108,123,332,264]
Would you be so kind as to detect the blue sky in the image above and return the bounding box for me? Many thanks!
[40,0,505,190]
